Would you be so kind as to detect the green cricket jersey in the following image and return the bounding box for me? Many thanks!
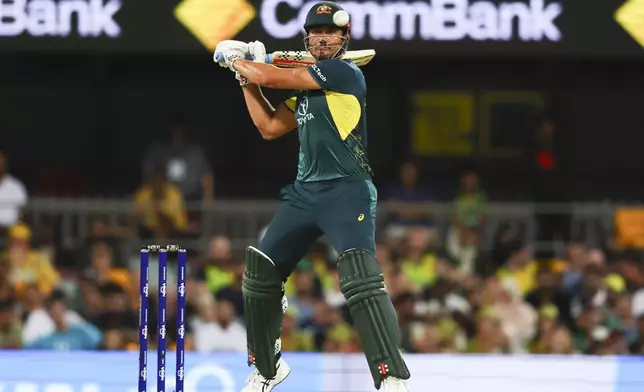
[283,59,373,182]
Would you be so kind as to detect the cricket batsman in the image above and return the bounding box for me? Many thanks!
[214,2,411,391]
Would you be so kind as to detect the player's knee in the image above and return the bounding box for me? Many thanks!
[243,246,283,300]
[331,231,376,257]
[336,241,376,257]
[336,248,386,306]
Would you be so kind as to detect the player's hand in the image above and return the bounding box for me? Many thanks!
[247,40,267,63]
[223,49,245,71]
[213,40,249,67]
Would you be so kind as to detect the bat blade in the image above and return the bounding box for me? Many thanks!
[341,49,376,66]
[268,49,376,68]
[214,49,376,68]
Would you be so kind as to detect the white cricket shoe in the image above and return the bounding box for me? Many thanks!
[382,377,410,391]
[240,358,291,392]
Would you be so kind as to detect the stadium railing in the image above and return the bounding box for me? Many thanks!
[17,199,620,256]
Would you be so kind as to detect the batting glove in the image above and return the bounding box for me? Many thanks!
[248,40,267,63]
[223,49,245,72]
[214,40,250,68]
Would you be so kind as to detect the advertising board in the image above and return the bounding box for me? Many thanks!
[0,351,640,392]
[0,0,642,56]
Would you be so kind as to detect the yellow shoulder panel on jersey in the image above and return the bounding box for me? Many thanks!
[284,96,297,112]
[324,91,361,140]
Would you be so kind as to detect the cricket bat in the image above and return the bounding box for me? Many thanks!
[214,49,376,68]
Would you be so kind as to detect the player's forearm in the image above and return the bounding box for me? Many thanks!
[241,84,277,138]
[234,59,277,86]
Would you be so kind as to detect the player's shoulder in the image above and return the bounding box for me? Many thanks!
[315,59,364,85]
[309,58,365,96]
[346,60,365,79]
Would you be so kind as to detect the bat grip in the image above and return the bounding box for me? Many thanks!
[214,52,272,64]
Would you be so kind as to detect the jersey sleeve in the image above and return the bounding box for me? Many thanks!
[307,59,359,94]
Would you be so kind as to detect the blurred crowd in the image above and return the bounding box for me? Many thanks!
[1,120,644,356]
[1,214,644,355]
[0,172,643,356]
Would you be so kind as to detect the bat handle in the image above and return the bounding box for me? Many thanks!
[214,52,272,64]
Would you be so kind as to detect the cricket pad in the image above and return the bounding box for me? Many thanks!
[338,249,411,389]
[242,247,284,379]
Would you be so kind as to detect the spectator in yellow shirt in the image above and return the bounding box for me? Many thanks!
[197,236,235,294]
[400,227,439,289]
[284,242,333,297]
[496,243,538,296]
[280,307,315,352]
[134,169,188,239]
[2,223,60,300]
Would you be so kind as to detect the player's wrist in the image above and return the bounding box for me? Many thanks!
[241,83,259,90]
